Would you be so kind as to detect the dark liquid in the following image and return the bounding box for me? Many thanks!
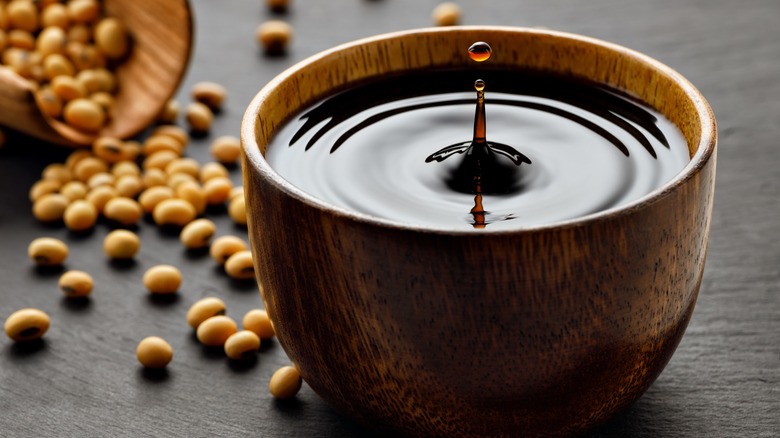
[266,69,690,230]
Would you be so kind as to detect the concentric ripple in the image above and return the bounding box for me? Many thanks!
[265,70,689,230]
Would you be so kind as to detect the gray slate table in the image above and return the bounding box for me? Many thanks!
[1,0,778,436]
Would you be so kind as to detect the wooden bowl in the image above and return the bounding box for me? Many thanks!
[0,0,193,146]
[241,27,717,437]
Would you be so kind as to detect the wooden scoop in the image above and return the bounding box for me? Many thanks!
[0,0,193,147]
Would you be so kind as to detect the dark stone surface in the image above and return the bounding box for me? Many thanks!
[1,0,777,436]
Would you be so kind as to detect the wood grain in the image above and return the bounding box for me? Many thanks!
[0,0,193,146]
[241,28,716,436]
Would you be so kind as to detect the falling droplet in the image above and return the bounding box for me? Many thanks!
[468,41,492,62]
[474,79,485,92]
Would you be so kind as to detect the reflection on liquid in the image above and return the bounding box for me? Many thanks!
[271,69,688,230]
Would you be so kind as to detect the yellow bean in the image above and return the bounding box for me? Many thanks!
[224,250,255,280]
[141,168,167,189]
[166,172,197,190]
[242,309,275,339]
[28,237,68,266]
[85,185,118,214]
[165,158,200,178]
[59,270,93,297]
[209,235,247,265]
[136,336,173,369]
[32,193,69,222]
[185,102,213,133]
[269,366,302,399]
[203,177,232,205]
[8,29,35,50]
[143,150,179,171]
[6,1,38,33]
[138,186,175,214]
[143,134,183,156]
[94,17,129,59]
[90,92,115,120]
[63,199,98,231]
[60,180,88,201]
[228,196,247,226]
[186,297,226,329]
[73,156,108,182]
[63,98,105,132]
[210,135,241,164]
[41,4,68,29]
[191,82,227,112]
[199,162,229,183]
[103,197,142,226]
[179,218,216,249]
[196,315,237,347]
[67,0,99,24]
[29,179,61,202]
[152,125,188,149]
[224,330,260,360]
[103,230,141,260]
[152,198,196,227]
[432,2,461,26]
[115,175,143,198]
[42,53,75,79]
[36,87,63,118]
[157,99,179,124]
[86,172,114,189]
[103,229,140,259]
[256,21,292,55]
[41,163,72,184]
[175,180,207,215]
[111,161,140,179]
[4,309,50,342]
[143,265,181,294]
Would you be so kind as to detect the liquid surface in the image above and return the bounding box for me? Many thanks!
[265,69,690,230]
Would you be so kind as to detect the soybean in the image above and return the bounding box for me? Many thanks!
[73,156,108,182]
[139,186,175,214]
[165,158,200,178]
[94,18,128,59]
[152,198,196,227]
[143,150,179,171]
[203,177,232,205]
[111,161,141,178]
[103,229,140,259]
[114,175,143,198]
[199,162,229,183]
[224,330,260,360]
[59,270,93,298]
[243,309,275,339]
[103,197,142,226]
[141,168,167,188]
[92,137,125,163]
[224,250,255,280]
[86,172,114,189]
[228,196,247,226]
[136,336,173,369]
[32,193,69,222]
[41,163,71,184]
[186,297,226,329]
[191,82,227,112]
[175,180,207,215]
[185,102,213,133]
[28,237,68,266]
[157,100,179,124]
[63,199,98,231]
[29,179,61,202]
[63,98,105,132]
[60,180,88,201]
[432,2,461,26]
[210,135,241,164]
[4,309,50,342]
[269,366,302,399]
[209,236,247,265]
[196,315,237,347]
[143,265,181,294]
[179,218,216,249]
[256,21,292,55]
[152,125,188,149]
[85,185,118,214]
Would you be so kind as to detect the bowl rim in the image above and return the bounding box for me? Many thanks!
[241,25,717,236]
